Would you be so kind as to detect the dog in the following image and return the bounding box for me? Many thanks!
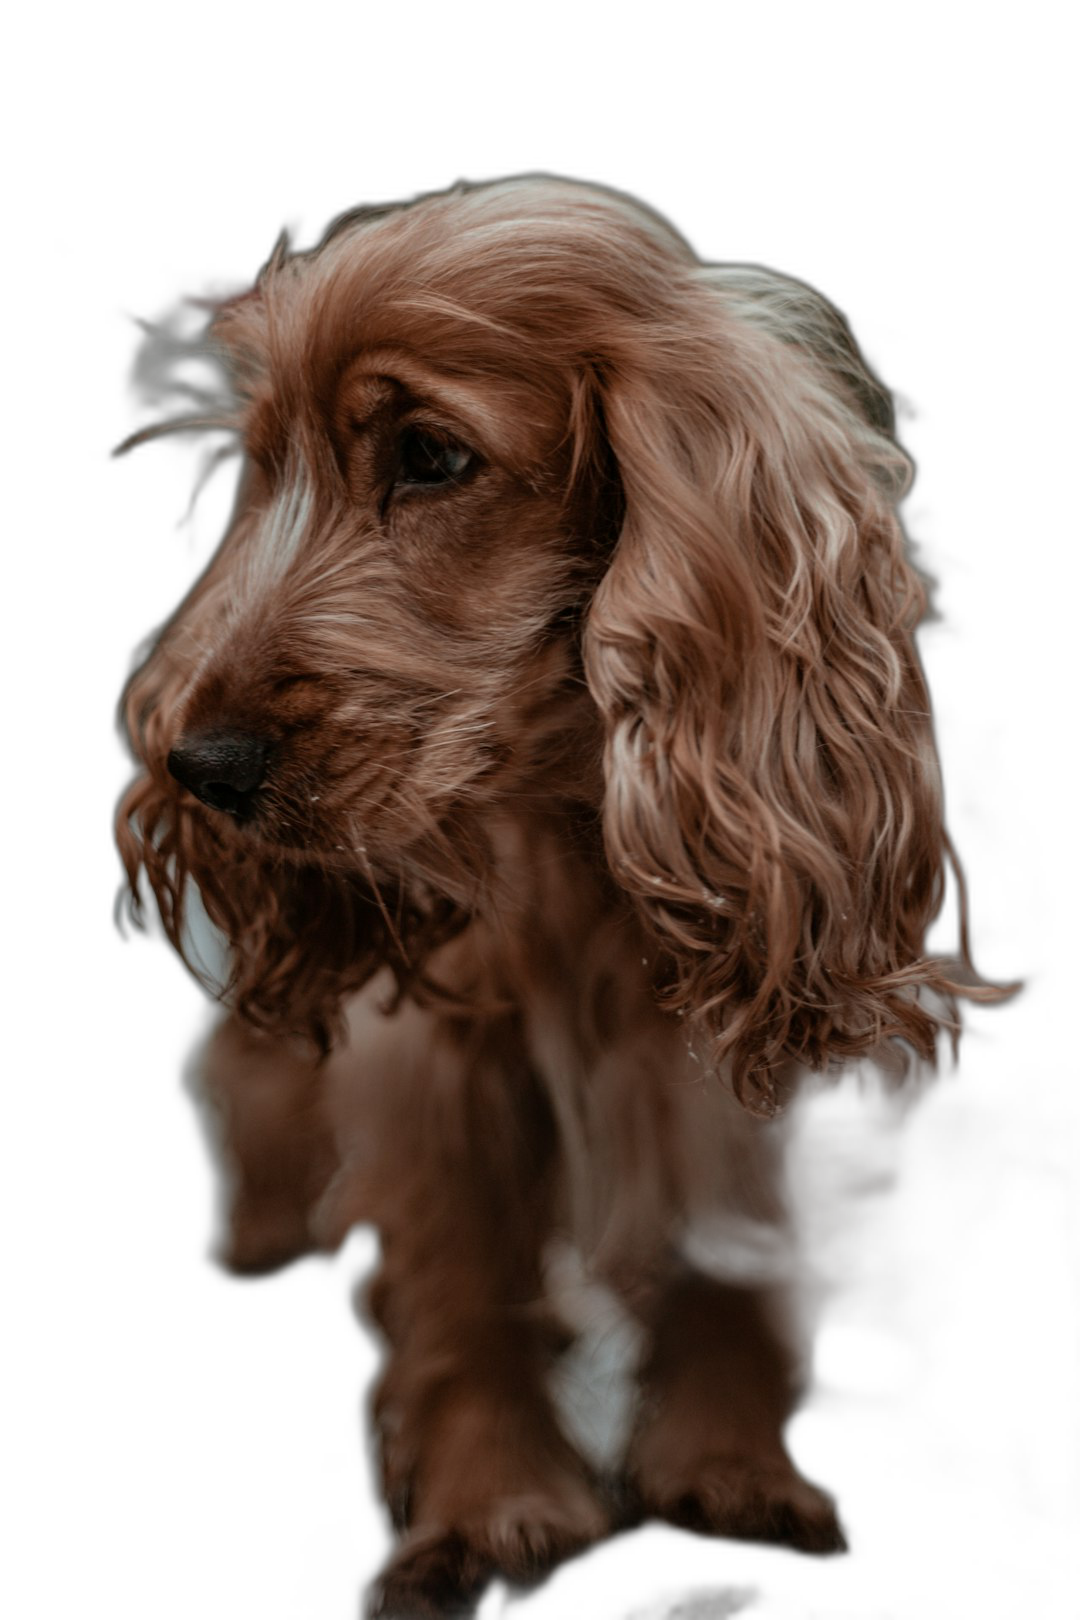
[116,176,1003,1617]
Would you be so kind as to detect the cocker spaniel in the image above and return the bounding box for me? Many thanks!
[116,176,1001,1618]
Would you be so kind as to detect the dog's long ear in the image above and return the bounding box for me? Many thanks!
[583,272,996,1112]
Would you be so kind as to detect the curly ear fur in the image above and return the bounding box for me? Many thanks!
[584,269,992,1111]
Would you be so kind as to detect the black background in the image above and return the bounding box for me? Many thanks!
[84,85,1062,1620]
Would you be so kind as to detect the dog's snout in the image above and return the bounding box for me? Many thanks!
[167,731,270,817]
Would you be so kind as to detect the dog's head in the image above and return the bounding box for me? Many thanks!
[118,176,992,1109]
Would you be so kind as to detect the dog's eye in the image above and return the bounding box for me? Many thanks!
[394,427,475,491]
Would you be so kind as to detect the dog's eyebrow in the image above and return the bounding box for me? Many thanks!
[337,349,549,465]
[340,373,404,435]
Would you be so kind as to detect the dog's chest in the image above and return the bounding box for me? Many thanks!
[456,817,793,1272]
[502,873,790,1287]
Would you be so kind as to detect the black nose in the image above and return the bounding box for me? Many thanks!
[167,731,270,817]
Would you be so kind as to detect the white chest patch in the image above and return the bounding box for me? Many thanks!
[542,1239,645,1472]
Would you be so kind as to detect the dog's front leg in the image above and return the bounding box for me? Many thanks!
[626,1268,846,1553]
[195,1015,341,1274]
[363,1022,607,1618]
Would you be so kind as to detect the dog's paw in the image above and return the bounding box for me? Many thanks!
[632,1452,847,1554]
[368,1487,608,1617]
[367,1529,482,1618]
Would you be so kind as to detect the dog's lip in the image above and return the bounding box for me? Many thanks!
[179,799,375,870]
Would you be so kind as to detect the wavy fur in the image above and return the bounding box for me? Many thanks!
[116,176,1008,1614]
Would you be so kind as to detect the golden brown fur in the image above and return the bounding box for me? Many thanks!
[116,176,1004,1616]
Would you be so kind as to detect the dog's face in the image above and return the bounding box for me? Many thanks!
[127,300,607,878]
[119,177,984,1105]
